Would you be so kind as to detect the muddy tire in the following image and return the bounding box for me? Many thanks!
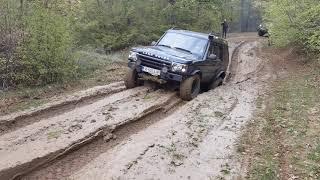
[210,77,223,90]
[179,75,201,101]
[125,68,140,89]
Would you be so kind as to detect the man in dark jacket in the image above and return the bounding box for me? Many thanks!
[221,19,229,39]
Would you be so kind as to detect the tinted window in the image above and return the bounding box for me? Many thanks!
[209,43,223,59]
[158,32,208,58]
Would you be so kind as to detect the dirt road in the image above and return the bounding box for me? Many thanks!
[0,33,273,180]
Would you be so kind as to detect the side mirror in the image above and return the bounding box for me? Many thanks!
[151,41,157,46]
[208,54,218,61]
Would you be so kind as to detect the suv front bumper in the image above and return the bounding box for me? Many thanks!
[129,62,183,82]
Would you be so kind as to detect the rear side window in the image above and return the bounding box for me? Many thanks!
[208,43,223,60]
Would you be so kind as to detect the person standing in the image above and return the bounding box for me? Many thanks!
[221,19,229,39]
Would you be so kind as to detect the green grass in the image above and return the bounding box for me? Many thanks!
[308,143,320,177]
[256,96,264,109]
[143,94,152,100]
[239,69,320,179]
[214,111,224,118]
[47,130,64,140]
[220,163,231,175]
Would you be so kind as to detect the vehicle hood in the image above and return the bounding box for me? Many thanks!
[132,46,201,64]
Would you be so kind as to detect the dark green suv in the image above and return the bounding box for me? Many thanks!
[125,29,229,101]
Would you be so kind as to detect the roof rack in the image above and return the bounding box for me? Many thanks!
[209,32,221,37]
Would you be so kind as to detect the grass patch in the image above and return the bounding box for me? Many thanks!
[220,163,231,175]
[214,111,224,118]
[143,94,152,100]
[239,68,320,179]
[308,143,320,177]
[256,96,264,109]
[47,130,64,140]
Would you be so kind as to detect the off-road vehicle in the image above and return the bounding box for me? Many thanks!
[125,29,229,101]
[257,24,269,37]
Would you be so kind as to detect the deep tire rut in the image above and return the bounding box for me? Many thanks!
[0,83,126,136]
[0,87,161,180]
[20,97,185,180]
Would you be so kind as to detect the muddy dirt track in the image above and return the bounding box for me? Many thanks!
[0,33,274,180]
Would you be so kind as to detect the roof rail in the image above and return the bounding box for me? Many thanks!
[170,26,182,30]
[209,32,228,44]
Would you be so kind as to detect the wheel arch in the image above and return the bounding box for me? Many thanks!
[217,71,226,79]
[191,70,202,79]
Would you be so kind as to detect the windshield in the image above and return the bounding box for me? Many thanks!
[157,32,208,58]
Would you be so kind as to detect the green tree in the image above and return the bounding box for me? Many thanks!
[75,0,241,51]
[263,0,320,55]
[18,4,76,85]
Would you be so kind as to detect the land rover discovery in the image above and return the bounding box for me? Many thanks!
[125,29,229,101]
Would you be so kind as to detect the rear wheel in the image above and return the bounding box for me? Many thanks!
[209,77,223,90]
[124,68,141,89]
[179,75,201,101]
[258,30,264,37]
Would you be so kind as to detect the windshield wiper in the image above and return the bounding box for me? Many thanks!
[157,44,172,48]
[174,47,192,54]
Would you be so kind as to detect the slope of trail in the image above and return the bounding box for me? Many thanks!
[21,33,273,180]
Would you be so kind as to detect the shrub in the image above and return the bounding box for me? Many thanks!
[17,6,77,86]
[299,4,320,54]
[264,0,320,56]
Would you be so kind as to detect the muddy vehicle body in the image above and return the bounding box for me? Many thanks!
[125,29,229,101]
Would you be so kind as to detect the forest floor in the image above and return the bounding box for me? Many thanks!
[0,33,319,180]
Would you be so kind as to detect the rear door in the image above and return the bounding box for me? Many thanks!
[222,44,229,72]
[194,42,223,83]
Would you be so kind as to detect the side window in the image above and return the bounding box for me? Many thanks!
[209,43,223,60]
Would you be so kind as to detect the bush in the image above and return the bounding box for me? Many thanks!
[299,4,320,54]
[17,7,77,86]
[264,0,320,56]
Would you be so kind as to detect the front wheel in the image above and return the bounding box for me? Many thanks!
[124,68,141,89]
[179,75,201,101]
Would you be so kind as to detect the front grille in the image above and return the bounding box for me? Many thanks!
[138,54,171,70]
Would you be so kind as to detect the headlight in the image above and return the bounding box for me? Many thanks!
[128,51,138,61]
[172,63,188,73]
